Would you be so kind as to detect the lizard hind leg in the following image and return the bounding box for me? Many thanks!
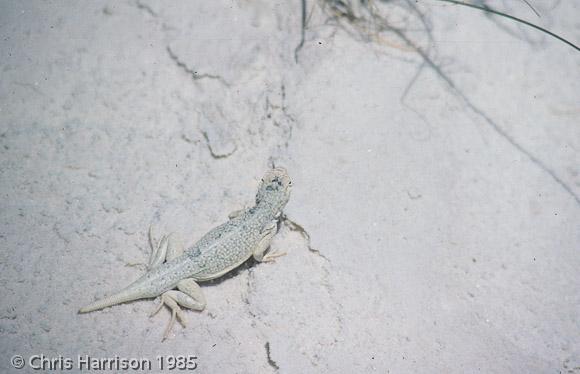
[150,279,206,341]
[148,226,184,269]
[175,278,206,310]
[165,232,185,262]
[148,225,168,269]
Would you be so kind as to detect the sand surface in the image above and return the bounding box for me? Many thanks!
[1,1,579,372]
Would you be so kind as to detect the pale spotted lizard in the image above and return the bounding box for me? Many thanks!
[79,167,291,340]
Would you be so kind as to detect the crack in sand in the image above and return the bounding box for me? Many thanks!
[166,46,231,86]
[282,215,330,262]
[200,129,237,159]
[280,215,344,342]
[264,342,280,371]
[265,84,297,154]
[135,0,158,17]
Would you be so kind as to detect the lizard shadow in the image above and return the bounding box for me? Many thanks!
[200,257,258,288]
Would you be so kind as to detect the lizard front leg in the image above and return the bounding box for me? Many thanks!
[253,221,286,263]
[228,205,249,219]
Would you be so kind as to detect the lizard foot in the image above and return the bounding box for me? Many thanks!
[262,250,287,263]
[150,293,187,341]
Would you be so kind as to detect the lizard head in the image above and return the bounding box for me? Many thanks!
[256,167,292,209]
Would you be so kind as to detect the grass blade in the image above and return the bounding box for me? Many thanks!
[433,0,579,52]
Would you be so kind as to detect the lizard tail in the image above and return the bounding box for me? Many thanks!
[78,285,148,313]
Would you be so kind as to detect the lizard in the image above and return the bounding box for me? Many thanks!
[79,167,291,340]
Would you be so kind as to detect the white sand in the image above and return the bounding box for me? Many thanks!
[0,1,578,372]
